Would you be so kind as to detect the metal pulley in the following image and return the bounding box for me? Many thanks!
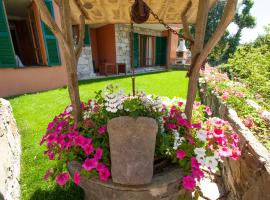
[131,0,150,24]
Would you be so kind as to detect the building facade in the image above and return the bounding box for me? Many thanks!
[0,0,179,98]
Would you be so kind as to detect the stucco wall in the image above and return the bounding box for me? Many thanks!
[0,66,67,98]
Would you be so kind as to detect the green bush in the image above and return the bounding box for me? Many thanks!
[218,26,270,107]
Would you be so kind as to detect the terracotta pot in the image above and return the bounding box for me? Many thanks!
[107,116,158,185]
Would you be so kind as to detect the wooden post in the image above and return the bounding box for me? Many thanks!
[34,0,87,123]
[185,0,238,122]
[185,0,210,122]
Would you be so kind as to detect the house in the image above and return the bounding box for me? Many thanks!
[0,0,180,98]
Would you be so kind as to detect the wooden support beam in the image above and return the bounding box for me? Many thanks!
[185,0,238,122]
[181,0,194,43]
[34,0,84,123]
[75,15,85,63]
[74,0,91,20]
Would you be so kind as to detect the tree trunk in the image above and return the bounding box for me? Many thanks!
[185,0,210,122]
[60,1,82,123]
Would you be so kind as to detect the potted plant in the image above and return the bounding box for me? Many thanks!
[40,84,241,199]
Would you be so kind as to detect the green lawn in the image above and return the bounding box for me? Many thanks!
[9,71,188,200]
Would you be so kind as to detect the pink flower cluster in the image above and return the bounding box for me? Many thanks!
[205,117,241,160]
[164,104,202,130]
[41,103,110,186]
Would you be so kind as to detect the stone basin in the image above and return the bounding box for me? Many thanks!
[68,161,190,200]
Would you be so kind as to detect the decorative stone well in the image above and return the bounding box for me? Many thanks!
[68,161,189,200]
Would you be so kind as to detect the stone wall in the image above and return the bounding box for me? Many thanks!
[0,99,21,200]
[200,84,270,200]
[114,24,164,72]
[77,46,95,80]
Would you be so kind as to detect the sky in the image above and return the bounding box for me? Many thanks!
[227,0,270,44]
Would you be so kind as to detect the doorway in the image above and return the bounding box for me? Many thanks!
[139,35,155,67]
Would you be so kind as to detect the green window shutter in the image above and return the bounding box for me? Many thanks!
[155,37,161,65]
[0,1,16,68]
[41,0,61,66]
[84,25,90,46]
[155,36,167,66]
[160,37,167,65]
[133,33,139,67]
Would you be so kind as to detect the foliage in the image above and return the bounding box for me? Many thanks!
[205,0,256,65]
[200,67,270,149]
[40,84,240,196]
[219,26,270,106]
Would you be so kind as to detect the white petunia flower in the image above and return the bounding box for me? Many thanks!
[194,148,206,157]
[197,130,207,142]
[204,156,218,171]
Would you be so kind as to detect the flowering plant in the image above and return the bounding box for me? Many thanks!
[40,84,240,195]
[199,66,270,150]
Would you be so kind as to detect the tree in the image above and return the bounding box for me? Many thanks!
[206,0,256,65]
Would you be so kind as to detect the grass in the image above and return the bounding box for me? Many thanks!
[9,70,189,200]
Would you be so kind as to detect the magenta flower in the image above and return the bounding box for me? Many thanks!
[176,150,186,160]
[82,158,98,171]
[96,163,106,172]
[83,144,94,155]
[192,122,202,129]
[192,168,204,181]
[166,123,177,130]
[47,133,57,145]
[205,106,212,116]
[213,128,224,138]
[97,125,107,135]
[74,135,92,147]
[73,171,80,185]
[56,172,69,186]
[98,166,111,181]
[182,176,196,191]
[94,148,103,160]
[48,151,55,160]
[191,157,200,169]
[43,169,52,181]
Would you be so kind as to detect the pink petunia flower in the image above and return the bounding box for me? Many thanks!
[166,123,177,130]
[82,158,98,171]
[192,168,204,181]
[176,149,186,160]
[205,106,212,116]
[222,91,229,100]
[83,144,94,155]
[43,169,52,181]
[73,171,80,185]
[191,157,200,169]
[98,166,111,181]
[182,176,196,191]
[48,151,55,160]
[56,172,69,186]
[230,149,241,160]
[243,117,254,128]
[97,125,107,135]
[213,128,224,138]
[219,146,232,157]
[192,122,202,129]
[94,148,103,160]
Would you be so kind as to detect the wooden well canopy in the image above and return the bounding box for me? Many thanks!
[34,0,238,124]
[69,0,216,25]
